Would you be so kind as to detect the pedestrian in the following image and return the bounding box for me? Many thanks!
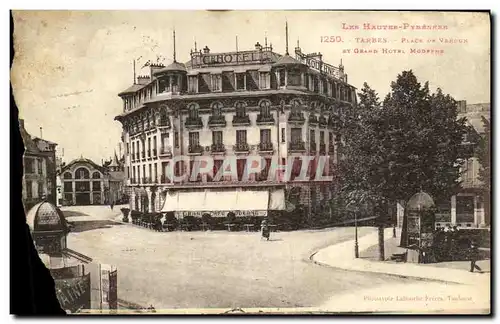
[110,202,114,210]
[469,240,482,273]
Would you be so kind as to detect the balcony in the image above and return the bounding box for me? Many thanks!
[308,115,318,126]
[142,177,152,184]
[319,143,326,154]
[319,116,328,128]
[289,141,306,152]
[211,143,226,154]
[233,142,250,153]
[232,115,251,126]
[208,115,227,128]
[288,112,305,124]
[258,142,274,153]
[158,118,171,128]
[256,114,275,125]
[188,144,204,155]
[310,142,317,153]
[185,117,203,129]
[159,146,172,157]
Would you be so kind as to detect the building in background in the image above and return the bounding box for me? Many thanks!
[20,119,58,211]
[59,156,126,206]
[115,27,357,221]
[397,101,490,229]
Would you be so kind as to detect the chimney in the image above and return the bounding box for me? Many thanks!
[39,127,43,139]
[255,42,262,50]
[203,46,210,54]
[149,63,165,80]
[137,75,151,85]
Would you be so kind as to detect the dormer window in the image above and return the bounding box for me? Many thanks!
[211,74,222,92]
[158,78,169,93]
[236,73,246,90]
[259,72,270,89]
[288,68,302,86]
[171,75,179,93]
[188,75,198,93]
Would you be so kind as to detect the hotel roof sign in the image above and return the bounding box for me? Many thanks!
[190,50,275,68]
[295,50,344,81]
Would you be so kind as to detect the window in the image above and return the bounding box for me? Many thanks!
[259,101,271,116]
[189,132,200,147]
[137,166,141,181]
[320,131,325,144]
[188,104,199,119]
[291,128,302,143]
[26,181,33,199]
[281,128,286,143]
[25,158,35,174]
[211,74,222,92]
[154,164,158,182]
[235,102,246,117]
[259,72,270,89]
[332,82,337,98]
[288,68,301,86]
[142,165,145,181]
[456,196,474,223]
[313,77,319,93]
[310,130,316,142]
[279,69,285,86]
[92,171,101,179]
[92,181,101,191]
[153,136,157,156]
[149,164,152,181]
[133,166,136,182]
[174,132,179,148]
[160,109,169,126]
[75,168,90,179]
[236,73,246,90]
[212,102,223,116]
[236,130,247,144]
[305,73,309,89]
[171,75,179,92]
[212,131,223,145]
[148,137,151,157]
[158,78,168,93]
[260,129,271,143]
[63,172,72,179]
[161,133,169,152]
[37,159,43,175]
[188,76,198,93]
[64,181,72,193]
[37,182,44,198]
[322,79,328,94]
[126,143,130,155]
[76,182,90,192]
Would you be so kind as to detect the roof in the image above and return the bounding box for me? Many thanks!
[154,61,187,74]
[19,120,57,154]
[109,152,120,167]
[26,201,69,233]
[60,157,106,173]
[118,83,148,96]
[272,54,306,67]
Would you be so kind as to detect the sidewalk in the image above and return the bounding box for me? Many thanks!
[311,227,490,286]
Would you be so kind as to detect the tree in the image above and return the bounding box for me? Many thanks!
[338,71,472,257]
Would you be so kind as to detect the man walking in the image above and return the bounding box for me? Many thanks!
[469,240,482,273]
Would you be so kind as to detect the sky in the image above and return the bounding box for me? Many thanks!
[11,11,490,163]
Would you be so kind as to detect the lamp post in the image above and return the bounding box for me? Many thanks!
[354,211,359,258]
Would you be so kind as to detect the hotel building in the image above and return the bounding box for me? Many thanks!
[115,30,357,221]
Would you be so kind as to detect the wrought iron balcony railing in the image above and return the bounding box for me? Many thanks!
[185,117,203,129]
[233,142,250,152]
[208,115,227,127]
[289,141,306,152]
[211,143,226,153]
[258,142,274,152]
[232,115,251,126]
[256,114,275,125]
[188,144,204,154]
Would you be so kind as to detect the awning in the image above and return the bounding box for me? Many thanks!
[269,189,286,210]
[161,190,271,213]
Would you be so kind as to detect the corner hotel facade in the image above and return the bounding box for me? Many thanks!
[115,29,357,219]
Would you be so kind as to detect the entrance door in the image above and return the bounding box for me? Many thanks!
[75,193,90,205]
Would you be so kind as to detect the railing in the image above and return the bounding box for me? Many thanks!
[289,141,306,152]
[188,144,204,154]
[258,142,273,152]
[233,142,250,152]
[208,116,227,127]
[256,114,275,125]
[232,115,251,126]
[288,112,305,123]
[158,118,171,128]
[185,117,203,129]
[211,143,226,153]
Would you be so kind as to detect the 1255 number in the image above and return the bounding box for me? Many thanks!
[321,36,343,43]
